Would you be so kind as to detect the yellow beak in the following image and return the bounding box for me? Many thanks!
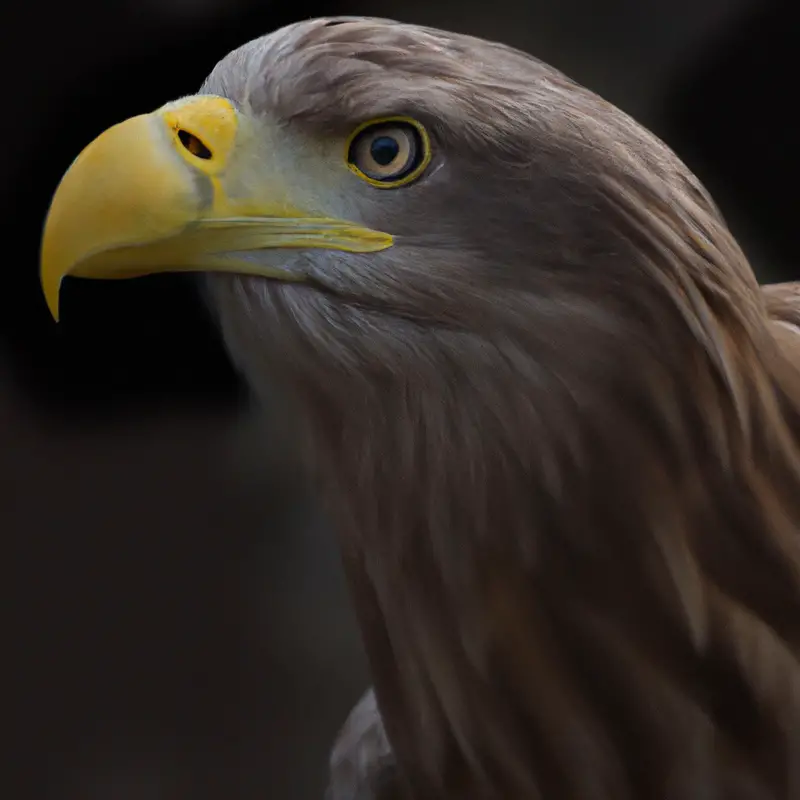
[40,95,393,321]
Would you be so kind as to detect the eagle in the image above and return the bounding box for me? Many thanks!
[40,16,800,800]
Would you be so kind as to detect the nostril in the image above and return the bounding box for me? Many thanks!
[177,129,212,160]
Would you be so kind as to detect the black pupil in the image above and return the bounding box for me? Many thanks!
[370,135,400,166]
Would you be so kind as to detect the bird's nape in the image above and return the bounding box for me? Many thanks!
[40,15,800,800]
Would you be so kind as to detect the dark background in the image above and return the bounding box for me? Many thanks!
[2,1,795,797]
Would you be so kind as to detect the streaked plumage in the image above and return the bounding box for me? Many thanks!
[41,16,800,800]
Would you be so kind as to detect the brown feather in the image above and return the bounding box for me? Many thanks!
[202,17,800,799]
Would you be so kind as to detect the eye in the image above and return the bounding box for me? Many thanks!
[346,118,431,188]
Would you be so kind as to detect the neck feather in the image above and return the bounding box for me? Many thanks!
[298,308,800,799]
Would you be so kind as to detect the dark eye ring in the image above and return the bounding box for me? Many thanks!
[346,118,431,188]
